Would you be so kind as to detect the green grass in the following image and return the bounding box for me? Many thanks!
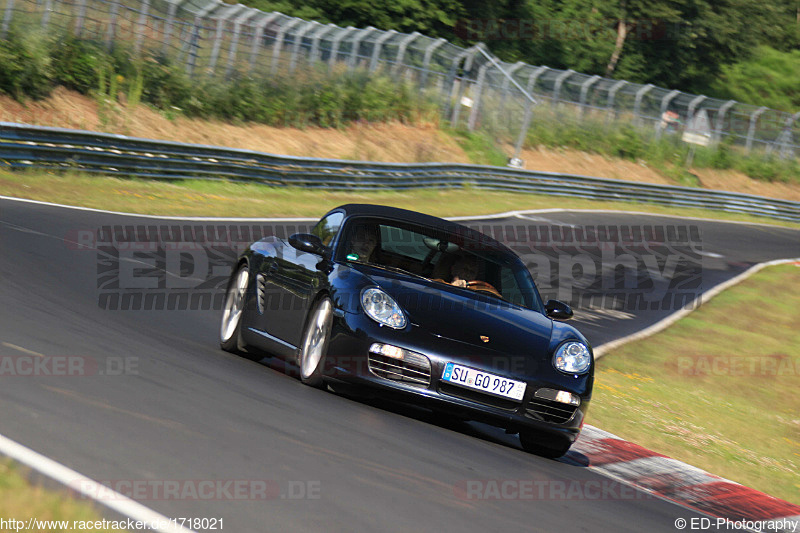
[1,169,798,228]
[589,264,800,504]
[0,459,122,531]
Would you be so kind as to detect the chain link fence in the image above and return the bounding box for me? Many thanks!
[2,0,798,162]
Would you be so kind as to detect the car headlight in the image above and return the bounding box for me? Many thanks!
[553,341,591,374]
[361,288,407,329]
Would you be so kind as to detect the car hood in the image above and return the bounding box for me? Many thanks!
[356,266,553,358]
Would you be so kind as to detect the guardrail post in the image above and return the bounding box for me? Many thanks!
[686,95,706,122]
[73,0,87,37]
[526,66,548,96]
[1,0,15,38]
[713,100,736,144]
[773,111,800,158]
[467,61,492,131]
[248,12,280,72]
[207,4,245,75]
[328,27,356,69]
[655,89,680,140]
[133,0,151,56]
[104,0,121,51]
[497,61,525,116]
[369,29,396,72]
[745,107,768,153]
[552,69,574,106]
[348,26,376,71]
[419,37,446,88]
[289,20,318,73]
[578,75,601,116]
[161,0,184,57]
[309,23,337,64]
[605,79,627,120]
[41,0,52,30]
[271,18,302,75]
[447,45,479,127]
[632,83,654,124]
[393,31,420,75]
[225,8,259,77]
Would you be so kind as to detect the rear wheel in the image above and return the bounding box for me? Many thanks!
[220,265,249,353]
[519,430,571,459]
[298,297,333,388]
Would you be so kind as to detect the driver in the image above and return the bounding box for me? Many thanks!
[450,254,479,288]
[347,224,379,262]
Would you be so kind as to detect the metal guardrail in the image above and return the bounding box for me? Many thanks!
[1,122,798,222]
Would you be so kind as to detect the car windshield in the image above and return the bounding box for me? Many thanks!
[337,217,543,311]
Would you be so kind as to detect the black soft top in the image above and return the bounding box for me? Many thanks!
[328,204,511,253]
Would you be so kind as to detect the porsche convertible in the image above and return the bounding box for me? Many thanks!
[219,204,593,458]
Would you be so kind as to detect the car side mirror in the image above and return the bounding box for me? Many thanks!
[289,233,328,257]
[545,299,573,320]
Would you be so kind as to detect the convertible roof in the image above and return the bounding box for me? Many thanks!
[330,204,511,252]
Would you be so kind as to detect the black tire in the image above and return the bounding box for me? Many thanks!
[220,265,249,354]
[519,430,572,459]
[297,297,333,389]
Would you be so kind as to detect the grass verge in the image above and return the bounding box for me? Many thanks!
[0,458,122,531]
[589,264,800,505]
[0,169,797,228]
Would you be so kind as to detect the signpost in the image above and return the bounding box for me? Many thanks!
[682,109,712,168]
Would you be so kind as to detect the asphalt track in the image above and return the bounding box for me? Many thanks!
[1,197,798,532]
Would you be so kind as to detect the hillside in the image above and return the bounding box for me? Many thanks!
[1,88,798,202]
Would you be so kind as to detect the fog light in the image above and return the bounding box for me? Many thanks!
[535,388,581,406]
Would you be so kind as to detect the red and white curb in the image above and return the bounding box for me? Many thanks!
[568,425,800,532]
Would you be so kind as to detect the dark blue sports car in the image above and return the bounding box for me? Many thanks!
[220,204,593,458]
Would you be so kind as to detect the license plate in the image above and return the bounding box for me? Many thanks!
[441,363,526,402]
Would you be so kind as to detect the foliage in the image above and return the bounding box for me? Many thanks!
[0,28,52,100]
[711,46,800,112]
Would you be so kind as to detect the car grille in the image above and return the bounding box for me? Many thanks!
[525,398,578,424]
[368,353,431,386]
[256,274,266,314]
[438,383,519,411]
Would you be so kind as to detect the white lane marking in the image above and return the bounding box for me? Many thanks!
[0,433,195,532]
[1,342,45,357]
[697,251,725,258]
[2,196,796,229]
[593,257,800,358]
[0,196,316,221]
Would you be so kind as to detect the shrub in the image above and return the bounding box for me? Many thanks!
[0,28,53,100]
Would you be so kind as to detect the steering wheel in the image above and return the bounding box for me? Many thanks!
[466,280,503,299]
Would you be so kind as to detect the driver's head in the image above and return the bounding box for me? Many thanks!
[451,254,479,281]
[349,224,378,260]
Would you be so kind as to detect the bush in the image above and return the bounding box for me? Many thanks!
[49,37,105,94]
[0,28,53,100]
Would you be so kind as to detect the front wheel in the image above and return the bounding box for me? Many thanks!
[519,430,572,459]
[298,297,333,388]
[220,265,249,353]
